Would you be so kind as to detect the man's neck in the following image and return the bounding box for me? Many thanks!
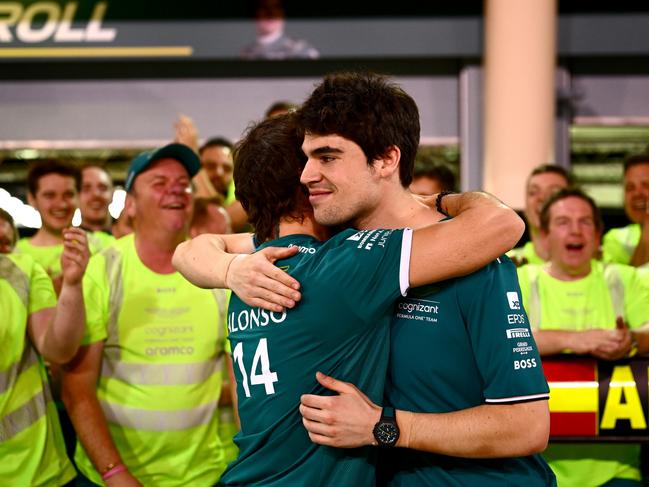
[30,227,64,246]
[278,214,329,241]
[134,231,186,274]
[546,261,592,281]
[80,219,110,233]
[354,190,445,231]
[259,29,283,45]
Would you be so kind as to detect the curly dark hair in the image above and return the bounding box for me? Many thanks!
[27,159,81,195]
[234,113,309,243]
[297,72,420,187]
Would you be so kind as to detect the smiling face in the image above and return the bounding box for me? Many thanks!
[80,166,113,227]
[524,171,570,230]
[129,158,193,236]
[623,162,649,224]
[28,173,78,235]
[300,133,384,228]
[542,196,601,277]
[201,145,234,196]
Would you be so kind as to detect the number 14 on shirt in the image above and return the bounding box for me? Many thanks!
[232,339,279,397]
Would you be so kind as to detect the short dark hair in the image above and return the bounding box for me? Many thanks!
[298,72,420,187]
[539,187,603,233]
[528,164,574,186]
[265,101,298,118]
[199,137,234,155]
[624,154,649,174]
[27,160,81,195]
[234,113,309,243]
[80,163,113,185]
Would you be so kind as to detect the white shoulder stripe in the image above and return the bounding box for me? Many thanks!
[485,392,550,403]
[400,228,413,296]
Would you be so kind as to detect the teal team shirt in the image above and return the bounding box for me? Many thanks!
[382,256,556,486]
[220,228,411,487]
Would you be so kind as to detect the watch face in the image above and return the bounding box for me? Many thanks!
[374,421,399,446]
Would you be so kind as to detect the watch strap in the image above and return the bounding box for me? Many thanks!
[382,406,396,420]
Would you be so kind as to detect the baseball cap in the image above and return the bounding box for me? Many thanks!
[124,143,201,192]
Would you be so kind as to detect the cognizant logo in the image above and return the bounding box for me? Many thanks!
[397,301,439,314]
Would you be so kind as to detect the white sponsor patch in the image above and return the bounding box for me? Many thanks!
[507,313,526,324]
[514,358,537,370]
[506,328,531,339]
[507,291,521,310]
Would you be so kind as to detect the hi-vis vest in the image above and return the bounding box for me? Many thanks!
[0,254,75,486]
[525,263,625,328]
[74,237,229,486]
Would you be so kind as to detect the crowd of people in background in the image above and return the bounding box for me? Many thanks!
[1,71,649,487]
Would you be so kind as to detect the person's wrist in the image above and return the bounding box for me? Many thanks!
[223,254,245,288]
[435,191,454,218]
[61,278,82,288]
[101,462,127,481]
[395,410,411,448]
[369,406,382,446]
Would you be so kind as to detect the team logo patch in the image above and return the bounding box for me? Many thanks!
[346,232,364,242]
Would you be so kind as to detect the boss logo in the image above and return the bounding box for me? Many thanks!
[514,358,537,370]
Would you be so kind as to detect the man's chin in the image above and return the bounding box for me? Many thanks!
[210,182,228,196]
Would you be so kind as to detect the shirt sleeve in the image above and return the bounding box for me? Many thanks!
[624,267,649,329]
[602,228,630,264]
[81,254,109,344]
[458,257,549,403]
[28,261,57,315]
[335,228,411,310]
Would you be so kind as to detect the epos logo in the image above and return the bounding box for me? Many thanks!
[506,291,520,310]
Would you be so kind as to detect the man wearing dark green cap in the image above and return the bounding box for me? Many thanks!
[61,143,232,486]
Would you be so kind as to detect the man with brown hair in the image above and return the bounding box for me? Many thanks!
[603,154,649,270]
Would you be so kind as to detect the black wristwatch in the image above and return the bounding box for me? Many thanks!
[372,406,400,447]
